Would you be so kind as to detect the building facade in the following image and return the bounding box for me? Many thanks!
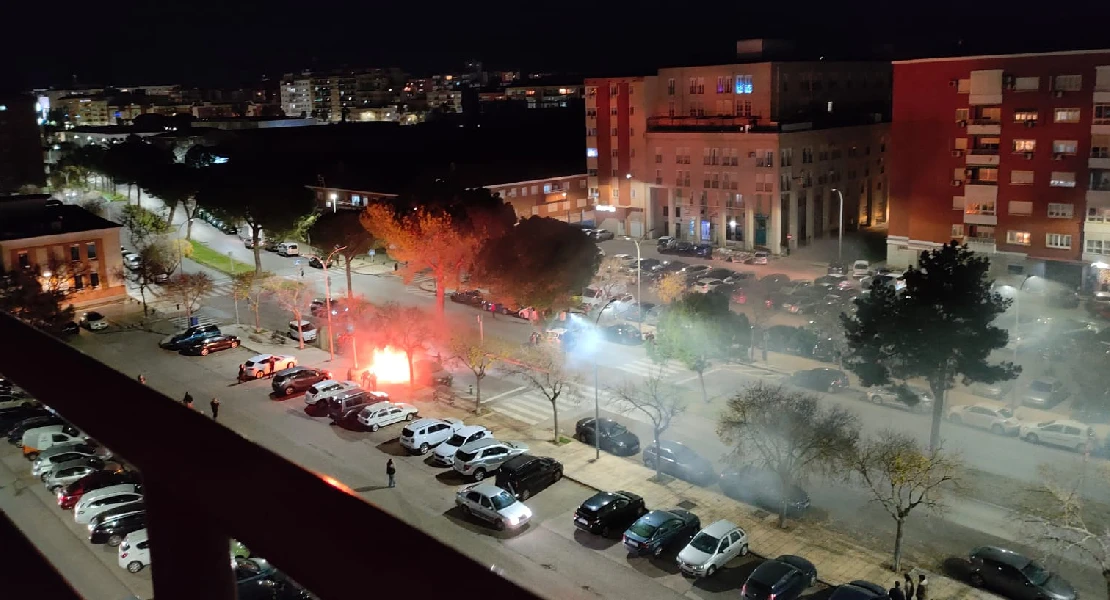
[57,96,112,126]
[284,69,407,122]
[586,57,890,251]
[280,74,313,118]
[0,94,45,193]
[888,50,1110,287]
[505,84,584,109]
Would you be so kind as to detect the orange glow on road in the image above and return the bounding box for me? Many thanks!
[369,347,410,384]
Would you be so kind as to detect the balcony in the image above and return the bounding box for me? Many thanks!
[966,238,997,254]
[0,313,539,600]
[646,115,766,133]
[967,121,1001,135]
[966,149,1000,166]
[964,209,998,226]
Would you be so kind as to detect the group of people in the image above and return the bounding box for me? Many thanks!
[891,573,928,600]
[348,367,378,391]
[182,391,221,420]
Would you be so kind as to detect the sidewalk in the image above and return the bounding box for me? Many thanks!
[348,256,400,276]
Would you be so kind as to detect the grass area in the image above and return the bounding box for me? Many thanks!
[104,191,128,202]
[188,240,254,276]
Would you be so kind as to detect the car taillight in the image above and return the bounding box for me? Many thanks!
[769,594,776,600]
[120,552,128,558]
[741,584,746,595]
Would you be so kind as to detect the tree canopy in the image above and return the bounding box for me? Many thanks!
[308,211,381,299]
[0,270,76,334]
[651,292,751,402]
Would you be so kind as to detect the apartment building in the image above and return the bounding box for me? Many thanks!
[57,96,112,126]
[280,74,312,118]
[505,83,584,109]
[0,94,45,193]
[888,50,1110,287]
[586,48,890,251]
[282,69,407,122]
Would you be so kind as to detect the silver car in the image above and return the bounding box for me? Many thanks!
[455,483,532,530]
[43,462,102,491]
[32,448,102,479]
[861,385,933,413]
[452,438,529,481]
[947,404,1021,435]
[1020,377,1069,408]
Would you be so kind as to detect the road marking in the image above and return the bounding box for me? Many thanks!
[674,368,722,385]
[483,386,528,403]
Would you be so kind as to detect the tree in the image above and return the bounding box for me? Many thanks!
[115,242,176,315]
[472,216,600,313]
[143,163,200,238]
[591,255,629,301]
[841,241,1019,450]
[38,254,91,296]
[448,334,508,413]
[119,204,170,248]
[650,292,751,403]
[183,145,216,169]
[264,277,312,348]
[104,135,173,205]
[612,373,687,481]
[850,430,961,572]
[162,272,215,318]
[654,271,687,305]
[0,269,76,334]
[370,303,435,390]
[505,345,582,444]
[718,382,860,527]
[232,270,273,332]
[308,212,380,299]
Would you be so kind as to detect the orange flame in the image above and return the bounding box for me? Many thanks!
[368,347,410,384]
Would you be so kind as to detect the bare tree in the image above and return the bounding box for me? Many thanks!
[371,303,436,390]
[851,430,961,572]
[448,334,507,413]
[506,345,582,443]
[232,270,272,332]
[718,382,860,527]
[38,254,91,296]
[162,272,215,318]
[265,277,311,348]
[612,372,687,481]
[114,242,176,316]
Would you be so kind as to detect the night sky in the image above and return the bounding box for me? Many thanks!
[5,1,1109,91]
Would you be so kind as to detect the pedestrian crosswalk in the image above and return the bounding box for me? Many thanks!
[610,357,690,379]
[403,274,436,296]
[485,383,631,427]
[167,312,224,330]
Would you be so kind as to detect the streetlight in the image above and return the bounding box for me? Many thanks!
[1011,275,1036,406]
[623,236,643,333]
[305,245,348,361]
[592,297,619,461]
[830,187,845,264]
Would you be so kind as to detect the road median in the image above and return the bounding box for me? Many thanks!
[187,240,254,276]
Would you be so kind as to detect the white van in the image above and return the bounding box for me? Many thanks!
[22,425,84,459]
[288,320,317,342]
[277,242,300,257]
[852,260,871,277]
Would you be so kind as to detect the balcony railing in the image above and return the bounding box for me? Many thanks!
[0,313,540,600]
[971,118,1001,125]
[646,115,764,133]
[968,148,1000,155]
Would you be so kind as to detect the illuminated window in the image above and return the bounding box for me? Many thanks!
[1012,139,1036,152]
[1052,140,1078,155]
[734,75,753,94]
[1013,109,1038,122]
[1049,172,1076,187]
[955,108,969,122]
[951,224,965,237]
[1006,230,1031,246]
[1054,108,1081,123]
[1046,233,1072,249]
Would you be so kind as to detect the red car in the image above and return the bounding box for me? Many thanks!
[57,468,140,510]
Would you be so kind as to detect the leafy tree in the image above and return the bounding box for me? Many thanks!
[119,204,170,248]
[0,269,76,334]
[143,163,200,238]
[232,270,273,332]
[841,241,1019,450]
[472,216,600,313]
[38,254,91,296]
[850,430,961,571]
[370,303,435,390]
[650,292,751,403]
[506,345,582,444]
[612,373,686,481]
[718,382,860,527]
[654,271,687,305]
[448,334,508,413]
[183,145,216,169]
[163,272,215,318]
[308,212,381,299]
[591,255,628,300]
[115,242,176,315]
[264,277,312,348]
[104,135,174,205]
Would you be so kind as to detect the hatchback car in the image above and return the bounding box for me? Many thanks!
[243,354,297,379]
[118,528,152,573]
[1019,420,1094,452]
[677,520,749,578]
[788,368,850,393]
[742,555,818,600]
[968,546,1076,600]
[432,425,492,467]
[455,482,533,530]
[829,581,888,600]
[58,469,141,509]
[75,486,143,525]
[751,251,769,265]
[89,506,147,546]
[32,447,103,479]
[180,334,240,356]
[947,404,1022,435]
[453,438,529,480]
[642,441,716,485]
[719,466,811,516]
[304,380,359,406]
[1020,377,1070,408]
[400,418,465,454]
[271,367,331,397]
[862,385,933,413]
[575,417,640,456]
[623,509,701,557]
[573,490,646,536]
[45,462,104,493]
[355,401,417,431]
[495,454,563,500]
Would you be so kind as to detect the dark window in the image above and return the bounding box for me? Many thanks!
[86,243,97,259]
[73,275,84,290]
[71,245,81,261]
[17,252,29,269]
[89,272,100,287]
[662,206,669,217]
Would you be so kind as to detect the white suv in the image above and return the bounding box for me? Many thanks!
[400,418,465,455]
[75,485,142,524]
[304,380,358,406]
[432,426,492,467]
[452,438,529,481]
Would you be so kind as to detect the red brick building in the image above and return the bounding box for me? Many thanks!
[888,50,1110,286]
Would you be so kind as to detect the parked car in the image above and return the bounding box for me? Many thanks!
[604,324,643,345]
[45,462,104,493]
[271,367,331,397]
[355,401,417,431]
[692,278,726,294]
[180,334,240,356]
[81,311,109,331]
[827,263,846,275]
[22,424,85,459]
[656,236,675,250]
[676,520,749,578]
[968,546,1076,600]
[308,256,333,269]
[575,417,641,456]
[861,385,933,413]
[431,425,492,467]
[400,417,465,455]
[719,466,811,515]
[623,509,701,557]
[592,228,615,241]
[453,438,529,481]
[310,298,347,317]
[947,404,1022,435]
[287,320,318,343]
[1019,419,1094,452]
[750,251,769,265]
[830,580,888,600]
[1019,377,1070,408]
[75,486,143,525]
[0,394,36,411]
[159,324,222,350]
[118,529,152,573]
[742,555,818,600]
[88,505,147,546]
[0,408,49,437]
[6,414,64,443]
[495,454,563,500]
[573,490,646,536]
[32,445,104,478]
[642,441,716,485]
[455,482,533,530]
[304,380,359,407]
[851,260,871,277]
[327,390,390,424]
[450,290,485,306]
[968,380,1014,400]
[242,354,297,379]
[58,469,141,509]
[787,368,850,393]
[277,242,300,256]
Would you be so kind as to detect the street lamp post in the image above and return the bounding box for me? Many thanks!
[306,246,348,362]
[623,236,643,333]
[593,297,619,461]
[1010,275,1035,406]
[830,188,845,264]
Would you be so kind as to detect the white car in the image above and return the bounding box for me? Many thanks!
[676,520,749,578]
[0,394,36,411]
[1019,419,1094,452]
[432,426,493,467]
[400,417,465,455]
[119,529,151,573]
[692,278,725,294]
[452,438,529,481]
[32,448,101,478]
[81,311,109,331]
[852,260,871,277]
[947,404,1022,435]
[455,483,533,530]
[43,462,101,492]
[288,320,317,343]
[356,402,418,431]
[242,354,297,379]
[74,485,142,524]
[751,251,769,265]
[304,380,359,406]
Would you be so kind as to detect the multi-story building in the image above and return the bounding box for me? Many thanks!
[57,96,111,126]
[280,73,313,118]
[0,94,45,193]
[406,75,464,114]
[888,50,1110,288]
[586,42,891,250]
[0,195,126,306]
[505,83,584,109]
[285,69,407,122]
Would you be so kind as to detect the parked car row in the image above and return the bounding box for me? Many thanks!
[449,289,533,320]
[195,206,238,235]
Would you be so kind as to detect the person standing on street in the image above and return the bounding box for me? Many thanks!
[347,367,356,382]
[183,391,193,406]
[889,581,906,600]
[916,575,928,600]
[210,397,220,420]
[386,459,396,488]
[137,374,146,385]
[903,573,915,599]
[237,364,246,383]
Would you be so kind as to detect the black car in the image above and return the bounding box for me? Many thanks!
[642,441,716,485]
[180,334,241,356]
[495,454,563,500]
[53,321,80,337]
[604,324,643,345]
[673,241,697,255]
[719,466,811,515]
[692,244,713,258]
[309,298,347,317]
[575,417,640,456]
[272,367,332,397]
[826,263,846,275]
[573,490,646,536]
[327,390,388,422]
[622,509,701,557]
[0,407,52,436]
[88,505,146,546]
[830,580,887,600]
[741,555,818,600]
[968,546,1077,600]
[450,290,485,306]
[788,368,850,393]
[7,415,66,444]
[159,324,222,350]
[308,256,333,269]
[760,274,792,291]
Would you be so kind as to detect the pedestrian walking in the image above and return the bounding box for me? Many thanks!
[185,398,194,410]
[347,367,356,382]
[360,370,370,389]
[210,397,220,420]
[916,575,928,600]
[393,262,398,272]
[888,581,906,600]
[237,364,246,382]
[386,459,396,488]
[183,391,193,406]
[137,374,146,385]
[903,573,915,599]
[368,372,378,390]
[300,267,305,278]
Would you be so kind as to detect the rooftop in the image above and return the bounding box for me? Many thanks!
[894,47,1110,65]
[0,196,121,242]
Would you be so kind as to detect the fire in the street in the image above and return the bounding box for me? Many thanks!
[368,347,409,384]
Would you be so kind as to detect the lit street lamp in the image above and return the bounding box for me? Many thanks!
[305,245,348,362]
